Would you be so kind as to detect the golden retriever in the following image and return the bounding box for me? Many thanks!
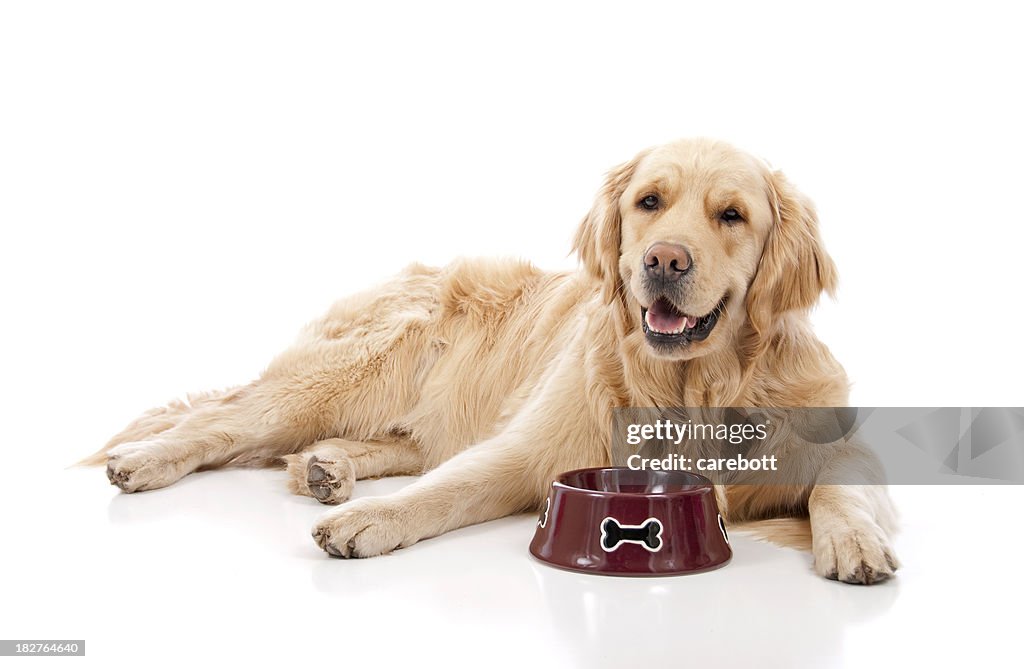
[84,138,899,584]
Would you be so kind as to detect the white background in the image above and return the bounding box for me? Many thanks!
[1,1,1022,667]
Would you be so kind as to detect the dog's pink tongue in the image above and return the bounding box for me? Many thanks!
[648,298,694,332]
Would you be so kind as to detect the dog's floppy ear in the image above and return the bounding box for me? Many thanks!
[746,170,838,337]
[573,151,648,301]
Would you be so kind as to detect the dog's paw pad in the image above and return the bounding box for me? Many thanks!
[308,461,329,483]
[303,455,355,505]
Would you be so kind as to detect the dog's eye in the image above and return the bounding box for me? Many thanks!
[720,208,743,224]
[639,195,660,211]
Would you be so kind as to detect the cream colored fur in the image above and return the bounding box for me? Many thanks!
[84,138,899,584]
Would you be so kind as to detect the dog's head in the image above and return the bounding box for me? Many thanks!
[574,138,836,361]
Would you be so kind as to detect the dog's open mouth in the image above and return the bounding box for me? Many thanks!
[641,295,728,345]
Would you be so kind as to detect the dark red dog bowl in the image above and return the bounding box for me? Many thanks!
[529,467,731,576]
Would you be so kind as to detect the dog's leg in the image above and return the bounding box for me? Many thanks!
[311,439,545,557]
[102,381,330,493]
[809,443,900,585]
[283,437,424,505]
[99,271,441,493]
[310,343,607,558]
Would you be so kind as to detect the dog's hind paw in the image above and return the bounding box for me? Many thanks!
[306,454,355,504]
[105,441,187,493]
[284,451,355,505]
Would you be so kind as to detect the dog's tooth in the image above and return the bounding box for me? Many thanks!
[685,315,697,329]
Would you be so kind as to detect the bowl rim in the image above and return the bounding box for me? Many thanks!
[552,466,713,498]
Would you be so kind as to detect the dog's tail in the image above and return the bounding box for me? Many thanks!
[730,516,812,551]
[75,390,233,467]
[77,451,112,467]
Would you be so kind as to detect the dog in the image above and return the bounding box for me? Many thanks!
[85,138,899,585]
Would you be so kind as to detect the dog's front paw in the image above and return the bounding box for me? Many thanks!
[105,441,186,493]
[311,498,416,558]
[813,518,899,585]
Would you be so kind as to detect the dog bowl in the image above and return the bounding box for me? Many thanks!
[529,467,731,576]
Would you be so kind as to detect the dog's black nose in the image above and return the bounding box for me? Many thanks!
[643,242,692,281]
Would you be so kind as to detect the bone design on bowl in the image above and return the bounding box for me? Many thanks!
[601,517,663,552]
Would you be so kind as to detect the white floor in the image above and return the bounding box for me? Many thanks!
[3,463,1019,668]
